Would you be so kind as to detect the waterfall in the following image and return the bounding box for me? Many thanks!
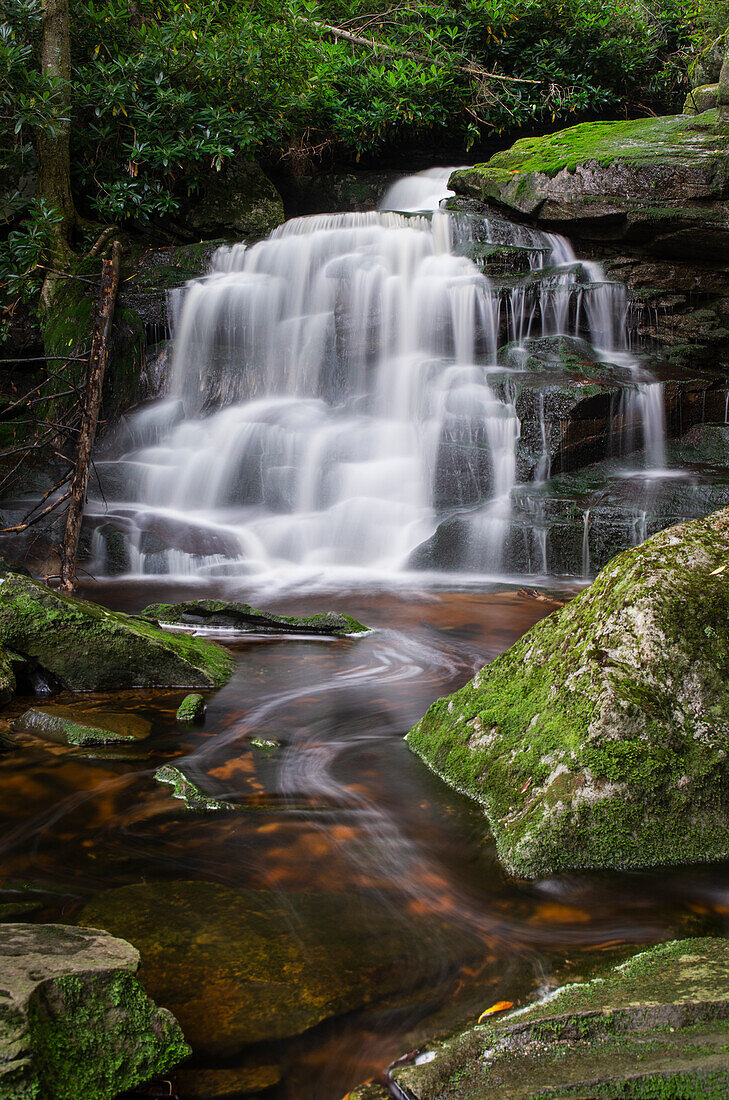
[88,167,668,583]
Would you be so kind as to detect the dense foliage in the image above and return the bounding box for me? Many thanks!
[2,0,697,227]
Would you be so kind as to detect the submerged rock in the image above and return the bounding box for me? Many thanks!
[388,938,729,1099]
[155,765,234,812]
[176,1065,283,1098]
[77,880,474,1058]
[141,599,368,636]
[13,706,150,746]
[0,922,189,1099]
[408,507,729,875]
[176,693,206,724]
[0,574,234,692]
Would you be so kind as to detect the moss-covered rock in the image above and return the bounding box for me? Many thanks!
[449,112,729,258]
[0,644,15,707]
[184,159,284,240]
[0,574,234,692]
[140,599,368,637]
[12,706,149,746]
[0,922,190,1099]
[77,880,481,1058]
[407,508,729,876]
[388,938,729,1100]
[155,765,234,812]
[685,84,720,115]
[175,693,206,724]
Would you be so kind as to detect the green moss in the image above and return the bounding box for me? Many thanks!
[407,509,729,876]
[155,764,234,812]
[0,574,234,691]
[175,693,206,724]
[26,968,190,1099]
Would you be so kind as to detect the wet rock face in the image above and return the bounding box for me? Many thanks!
[0,923,189,1099]
[387,938,729,1100]
[0,574,234,693]
[77,880,478,1058]
[408,507,729,876]
[184,159,284,240]
[12,706,150,746]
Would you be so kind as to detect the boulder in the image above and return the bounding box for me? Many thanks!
[140,598,368,636]
[388,938,729,1100]
[407,507,729,876]
[0,574,234,692]
[684,83,720,114]
[449,112,729,259]
[155,765,234,812]
[0,644,15,707]
[78,880,481,1058]
[0,923,189,1099]
[12,706,150,746]
[185,159,284,240]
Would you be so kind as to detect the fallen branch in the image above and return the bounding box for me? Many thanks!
[1,489,72,534]
[295,15,541,85]
[59,239,122,591]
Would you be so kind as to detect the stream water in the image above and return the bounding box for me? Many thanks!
[4,171,729,1099]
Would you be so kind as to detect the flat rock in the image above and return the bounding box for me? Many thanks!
[0,922,189,1099]
[0,574,233,692]
[13,706,150,746]
[450,112,729,258]
[140,598,368,636]
[176,1065,283,1098]
[390,938,729,1099]
[408,507,729,875]
[78,880,479,1059]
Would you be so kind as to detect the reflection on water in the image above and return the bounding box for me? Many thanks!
[2,585,729,1099]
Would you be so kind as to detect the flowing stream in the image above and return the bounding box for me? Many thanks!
[87,168,668,587]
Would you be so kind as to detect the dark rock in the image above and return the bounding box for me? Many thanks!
[408,507,729,875]
[389,938,729,1100]
[176,1065,283,1098]
[185,159,284,240]
[0,573,234,692]
[0,922,189,1098]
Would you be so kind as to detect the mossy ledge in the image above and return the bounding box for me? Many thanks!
[448,111,729,252]
[0,574,233,694]
[140,599,368,637]
[386,938,729,1100]
[407,507,729,877]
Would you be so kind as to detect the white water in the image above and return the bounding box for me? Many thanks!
[89,167,667,582]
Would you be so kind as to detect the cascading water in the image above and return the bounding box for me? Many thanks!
[88,167,667,583]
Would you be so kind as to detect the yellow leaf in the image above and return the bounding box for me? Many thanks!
[710,564,727,575]
[478,1001,513,1023]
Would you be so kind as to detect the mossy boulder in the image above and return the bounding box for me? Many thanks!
[449,112,729,258]
[78,880,480,1058]
[13,706,150,746]
[155,765,234,812]
[0,574,234,692]
[175,693,206,724]
[408,507,729,876]
[388,938,729,1100]
[685,83,720,115]
[0,922,189,1099]
[184,159,284,240]
[140,599,368,637]
[0,644,15,707]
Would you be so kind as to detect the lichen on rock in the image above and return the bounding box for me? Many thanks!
[407,507,729,876]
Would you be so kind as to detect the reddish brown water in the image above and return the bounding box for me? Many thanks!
[2,584,729,1099]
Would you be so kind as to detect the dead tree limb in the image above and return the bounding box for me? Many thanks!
[59,239,122,591]
[295,15,542,84]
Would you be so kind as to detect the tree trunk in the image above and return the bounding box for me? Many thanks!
[59,241,122,592]
[38,0,76,307]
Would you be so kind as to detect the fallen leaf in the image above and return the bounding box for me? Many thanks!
[520,778,532,794]
[478,1000,513,1023]
[710,564,727,575]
